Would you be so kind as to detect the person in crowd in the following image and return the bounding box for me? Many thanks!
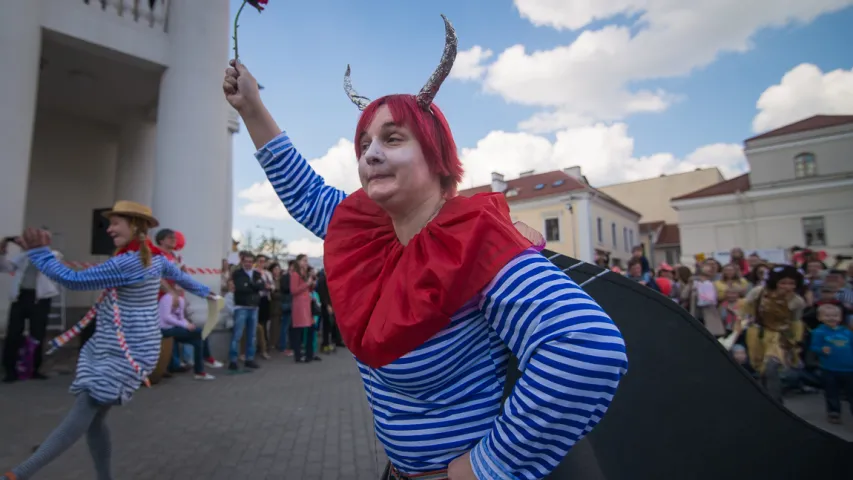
[714,263,749,300]
[745,262,769,290]
[229,251,263,371]
[267,262,284,355]
[317,268,343,353]
[719,288,744,334]
[630,245,650,274]
[0,236,61,383]
[277,260,295,355]
[675,265,693,309]
[804,259,828,300]
[626,258,660,293]
[218,279,236,329]
[704,259,723,281]
[305,267,323,362]
[655,263,675,299]
[741,265,806,404]
[731,344,758,381]
[730,247,750,276]
[1,201,216,480]
[809,303,853,424]
[682,263,725,337]
[289,254,316,363]
[223,17,626,476]
[255,254,274,360]
[158,289,215,380]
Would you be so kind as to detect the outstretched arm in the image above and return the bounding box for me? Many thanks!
[161,258,212,299]
[255,133,347,239]
[27,247,129,291]
[470,250,628,479]
[223,61,346,240]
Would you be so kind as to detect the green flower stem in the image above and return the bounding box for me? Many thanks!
[232,0,248,62]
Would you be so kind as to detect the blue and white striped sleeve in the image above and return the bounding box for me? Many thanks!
[255,131,348,239]
[27,247,129,291]
[471,249,628,480]
[160,258,210,298]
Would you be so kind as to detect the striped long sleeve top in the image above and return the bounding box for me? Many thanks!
[256,132,628,479]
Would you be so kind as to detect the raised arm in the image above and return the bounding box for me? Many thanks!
[471,250,628,479]
[255,133,347,239]
[160,258,211,299]
[27,247,130,291]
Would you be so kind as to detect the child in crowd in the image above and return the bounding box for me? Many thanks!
[731,344,758,381]
[809,303,853,424]
[719,288,744,334]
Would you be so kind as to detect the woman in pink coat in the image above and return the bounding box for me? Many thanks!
[289,254,315,362]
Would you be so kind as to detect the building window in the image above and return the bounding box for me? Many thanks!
[596,218,603,243]
[802,216,826,247]
[544,217,560,242]
[623,227,628,252]
[629,229,635,249]
[611,222,617,247]
[794,153,817,178]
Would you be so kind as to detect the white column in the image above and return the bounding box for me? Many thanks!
[574,194,594,263]
[115,117,158,206]
[0,1,41,233]
[152,0,229,294]
[224,109,239,258]
[0,1,41,333]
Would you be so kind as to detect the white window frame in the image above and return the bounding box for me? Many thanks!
[802,216,826,247]
[794,152,817,178]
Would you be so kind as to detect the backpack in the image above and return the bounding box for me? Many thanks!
[695,280,718,307]
[16,336,39,381]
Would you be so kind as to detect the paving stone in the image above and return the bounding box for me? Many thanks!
[0,350,387,479]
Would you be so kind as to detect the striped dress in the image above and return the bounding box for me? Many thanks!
[27,247,210,405]
[256,132,628,479]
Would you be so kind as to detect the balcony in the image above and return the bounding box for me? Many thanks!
[81,0,171,31]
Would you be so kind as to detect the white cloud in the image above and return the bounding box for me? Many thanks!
[286,237,324,258]
[451,46,494,81]
[237,138,359,221]
[457,0,853,132]
[231,229,242,242]
[752,63,853,133]
[459,123,748,188]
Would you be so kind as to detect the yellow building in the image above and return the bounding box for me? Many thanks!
[598,168,724,268]
[460,168,642,267]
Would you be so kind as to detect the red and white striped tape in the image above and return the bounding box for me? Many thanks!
[62,260,221,274]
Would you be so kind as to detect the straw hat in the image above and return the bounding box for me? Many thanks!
[103,200,159,228]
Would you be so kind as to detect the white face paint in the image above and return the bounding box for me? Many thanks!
[357,105,440,211]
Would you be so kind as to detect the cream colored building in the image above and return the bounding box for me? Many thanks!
[460,168,642,266]
[599,168,724,268]
[0,1,236,333]
[672,115,853,266]
[599,169,723,224]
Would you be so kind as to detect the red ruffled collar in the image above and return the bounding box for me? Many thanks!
[323,190,533,369]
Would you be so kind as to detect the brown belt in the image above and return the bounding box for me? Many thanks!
[387,464,449,480]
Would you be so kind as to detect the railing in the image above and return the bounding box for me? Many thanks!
[82,0,171,32]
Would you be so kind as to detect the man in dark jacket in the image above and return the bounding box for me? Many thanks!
[317,269,343,352]
[229,251,265,370]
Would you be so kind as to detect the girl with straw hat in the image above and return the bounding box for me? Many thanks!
[3,200,219,480]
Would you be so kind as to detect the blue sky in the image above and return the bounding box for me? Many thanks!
[228,0,853,255]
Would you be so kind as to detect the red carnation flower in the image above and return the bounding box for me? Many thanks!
[247,0,268,12]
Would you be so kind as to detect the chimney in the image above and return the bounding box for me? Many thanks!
[519,170,534,177]
[491,172,507,193]
[563,166,582,179]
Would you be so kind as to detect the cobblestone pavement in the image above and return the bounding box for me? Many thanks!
[2,351,851,480]
[0,350,387,480]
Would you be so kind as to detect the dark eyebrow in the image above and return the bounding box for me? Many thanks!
[359,122,399,141]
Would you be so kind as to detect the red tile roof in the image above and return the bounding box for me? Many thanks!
[656,224,680,246]
[459,170,586,202]
[746,115,853,142]
[671,173,751,201]
[458,170,641,216]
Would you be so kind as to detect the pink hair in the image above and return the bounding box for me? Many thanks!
[354,94,463,195]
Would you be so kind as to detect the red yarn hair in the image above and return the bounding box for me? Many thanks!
[354,94,463,195]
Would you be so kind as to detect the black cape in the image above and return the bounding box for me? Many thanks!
[502,250,853,479]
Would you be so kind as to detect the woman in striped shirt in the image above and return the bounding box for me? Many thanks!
[223,16,627,480]
[2,201,216,480]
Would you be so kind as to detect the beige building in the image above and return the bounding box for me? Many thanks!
[672,115,853,266]
[459,168,642,266]
[599,169,724,268]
